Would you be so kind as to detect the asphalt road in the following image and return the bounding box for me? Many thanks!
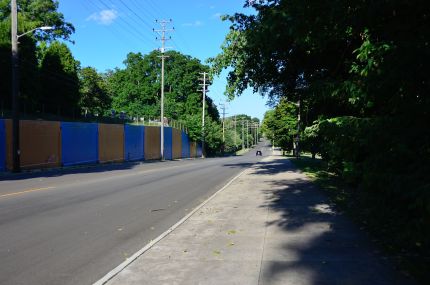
[0,143,271,285]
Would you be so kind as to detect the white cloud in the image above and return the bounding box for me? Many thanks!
[87,9,118,25]
[182,20,204,27]
[211,12,222,20]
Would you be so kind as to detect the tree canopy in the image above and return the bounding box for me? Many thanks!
[215,0,430,272]
[0,0,75,113]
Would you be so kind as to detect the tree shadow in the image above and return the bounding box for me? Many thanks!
[222,157,293,173]
[252,159,415,285]
[0,159,169,182]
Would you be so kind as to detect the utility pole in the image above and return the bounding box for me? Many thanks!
[296,96,301,158]
[234,115,237,148]
[11,0,20,172]
[154,19,173,161]
[241,121,245,150]
[256,123,259,145]
[246,120,249,148]
[252,123,255,145]
[256,123,259,144]
[219,102,227,144]
[198,72,209,158]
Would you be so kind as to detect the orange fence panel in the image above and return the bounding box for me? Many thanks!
[144,126,161,160]
[98,123,124,163]
[5,120,61,170]
[172,128,182,159]
[190,141,197,158]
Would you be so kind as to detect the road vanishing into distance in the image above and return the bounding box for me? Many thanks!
[0,142,270,285]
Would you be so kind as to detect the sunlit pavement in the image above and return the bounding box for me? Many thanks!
[105,153,414,285]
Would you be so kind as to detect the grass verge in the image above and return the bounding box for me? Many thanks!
[289,155,350,209]
[289,154,427,284]
[235,148,250,156]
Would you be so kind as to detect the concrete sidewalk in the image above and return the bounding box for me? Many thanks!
[103,154,413,285]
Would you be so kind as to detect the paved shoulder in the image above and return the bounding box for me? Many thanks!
[103,155,414,285]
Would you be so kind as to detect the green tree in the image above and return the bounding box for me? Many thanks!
[39,41,80,116]
[78,67,111,116]
[0,0,74,112]
[212,0,430,275]
[261,110,275,144]
[106,52,159,118]
[262,100,297,151]
[106,50,223,154]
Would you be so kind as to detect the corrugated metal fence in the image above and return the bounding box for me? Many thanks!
[61,122,98,166]
[0,120,198,171]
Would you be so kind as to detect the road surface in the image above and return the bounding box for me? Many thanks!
[0,143,270,285]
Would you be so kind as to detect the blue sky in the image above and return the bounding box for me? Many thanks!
[57,0,270,121]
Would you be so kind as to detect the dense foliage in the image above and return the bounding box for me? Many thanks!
[105,50,223,154]
[0,0,76,115]
[79,67,111,116]
[212,0,430,276]
[221,114,259,153]
[261,100,297,152]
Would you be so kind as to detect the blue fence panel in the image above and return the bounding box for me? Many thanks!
[61,122,98,166]
[181,131,190,158]
[197,142,202,157]
[164,127,173,160]
[0,120,5,171]
[124,125,144,161]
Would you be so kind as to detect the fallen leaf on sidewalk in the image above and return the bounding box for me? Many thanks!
[151,208,165,212]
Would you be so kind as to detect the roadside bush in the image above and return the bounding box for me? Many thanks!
[307,116,430,254]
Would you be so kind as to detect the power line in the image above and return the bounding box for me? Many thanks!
[139,0,191,53]
[128,0,159,21]
[94,0,152,44]
[80,1,132,48]
[116,0,153,31]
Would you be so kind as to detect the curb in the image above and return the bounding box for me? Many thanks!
[92,167,249,285]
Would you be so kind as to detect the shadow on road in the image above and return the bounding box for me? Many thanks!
[0,160,158,181]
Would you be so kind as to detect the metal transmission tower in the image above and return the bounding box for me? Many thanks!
[198,72,210,158]
[154,19,174,161]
